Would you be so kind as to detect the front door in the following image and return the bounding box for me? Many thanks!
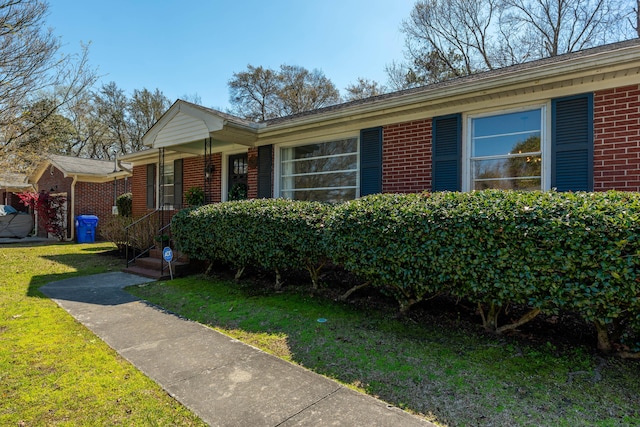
[228,153,248,200]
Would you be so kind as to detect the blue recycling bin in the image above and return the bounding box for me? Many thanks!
[75,215,99,243]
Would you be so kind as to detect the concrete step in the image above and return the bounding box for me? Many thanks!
[123,265,169,280]
[124,246,193,280]
[149,247,189,262]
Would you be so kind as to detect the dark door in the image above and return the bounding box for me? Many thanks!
[228,153,248,200]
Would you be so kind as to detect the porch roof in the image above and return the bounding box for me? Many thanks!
[142,101,262,154]
[0,172,34,192]
[31,155,132,184]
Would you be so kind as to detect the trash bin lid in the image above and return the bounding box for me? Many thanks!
[76,215,99,225]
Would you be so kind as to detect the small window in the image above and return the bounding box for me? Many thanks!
[280,138,358,203]
[162,162,174,207]
[469,108,544,191]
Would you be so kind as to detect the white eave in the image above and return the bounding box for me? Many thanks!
[142,100,262,152]
[257,39,640,138]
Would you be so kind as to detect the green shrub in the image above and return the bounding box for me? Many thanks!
[184,186,205,207]
[325,193,447,313]
[116,193,132,217]
[325,190,640,352]
[173,191,640,354]
[172,199,329,288]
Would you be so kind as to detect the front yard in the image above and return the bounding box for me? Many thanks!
[0,242,205,426]
[1,241,639,426]
[130,269,640,427]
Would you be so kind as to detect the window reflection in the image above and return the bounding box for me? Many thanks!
[471,109,543,190]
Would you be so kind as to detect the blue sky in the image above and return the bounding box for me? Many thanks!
[47,1,417,111]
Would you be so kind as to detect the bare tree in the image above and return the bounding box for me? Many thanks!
[93,82,130,156]
[0,0,97,171]
[228,64,341,121]
[228,65,282,121]
[61,90,111,158]
[343,77,387,101]
[399,0,501,86]
[127,88,170,151]
[500,0,630,59]
[391,0,635,89]
[277,65,340,116]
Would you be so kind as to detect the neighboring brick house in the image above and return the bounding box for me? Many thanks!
[122,39,640,219]
[0,172,34,211]
[29,155,131,240]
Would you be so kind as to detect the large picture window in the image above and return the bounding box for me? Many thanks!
[469,108,544,191]
[280,138,358,203]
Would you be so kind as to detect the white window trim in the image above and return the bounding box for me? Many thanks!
[274,135,360,200]
[462,103,550,192]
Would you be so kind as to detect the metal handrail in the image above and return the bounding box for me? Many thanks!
[125,210,161,267]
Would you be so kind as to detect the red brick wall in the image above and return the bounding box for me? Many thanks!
[382,118,433,193]
[594,85,640,191]
[131,164,149,218]
[75,178,129,238]
[131,154,223,218]
[208,153,222,203]
[183,156,203,207]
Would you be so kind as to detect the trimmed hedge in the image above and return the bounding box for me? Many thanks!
[171,199,329,288]
[325,191,640,352]
[171,191,640,354]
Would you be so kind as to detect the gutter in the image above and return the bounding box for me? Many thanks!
[70,175,77,241]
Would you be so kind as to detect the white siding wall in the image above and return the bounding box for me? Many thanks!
[154,112,210,147]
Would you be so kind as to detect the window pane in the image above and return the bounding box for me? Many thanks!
[473,110,541,138]
[472,110,541,158]
[162,163,174,206]
[281,138,358,203]
[281,171,357,190]
[473,178,541,191]
[285,139,358,160]
[474,133,541,158]
[473,155,541,179]
[282,188,357,203]
[470,109,543,191]
[287,154,357,175]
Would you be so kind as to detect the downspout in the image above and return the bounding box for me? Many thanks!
[70,175,78,241]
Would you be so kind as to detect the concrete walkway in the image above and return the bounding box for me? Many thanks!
[40,272,434,427]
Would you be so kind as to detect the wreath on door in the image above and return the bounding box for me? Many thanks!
[229,183,248,201]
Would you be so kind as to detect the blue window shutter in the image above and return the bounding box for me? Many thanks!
[146,163,155,209]
[432,114,461,191]
[257,145,273,198]
[551,93,594,191]
[360,127,383,196]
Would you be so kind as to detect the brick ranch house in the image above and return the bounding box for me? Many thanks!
[122,39,640,222]
[28,155,131,240]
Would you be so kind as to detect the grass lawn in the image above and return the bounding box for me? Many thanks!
[0,242,205,426]
[128,271,640,427]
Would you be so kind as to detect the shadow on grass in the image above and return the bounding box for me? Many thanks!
[26,243,123,298]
